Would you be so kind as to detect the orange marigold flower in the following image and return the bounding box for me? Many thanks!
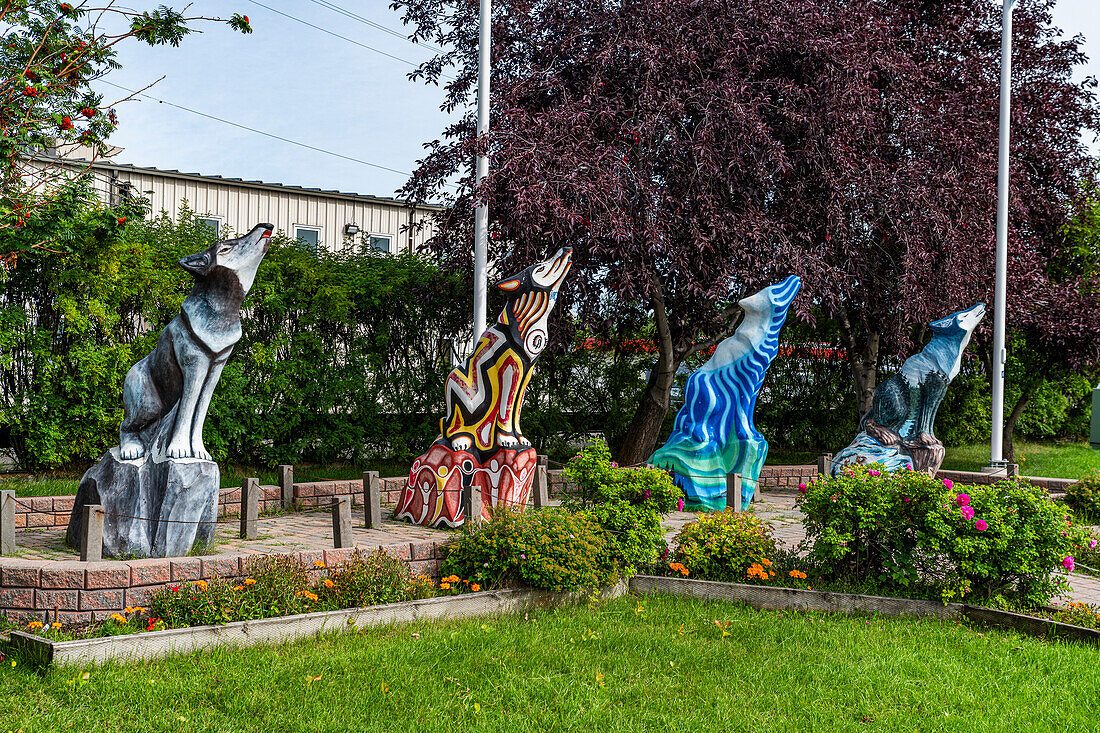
[440,582,451,590]
[470,583,480,592]
[244,578,256,586]
[324,579,335,588]
[234,585,245,591]
[762,558,772,567]
[26,621,43,630]
[50,622,62,630]
[314,560,326,568]
[194,580,208,591]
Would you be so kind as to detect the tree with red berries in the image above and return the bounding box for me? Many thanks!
[1,1,251,265]
[394,0,1098,464]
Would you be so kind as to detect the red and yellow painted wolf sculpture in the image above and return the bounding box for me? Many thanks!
[395,248,573,527]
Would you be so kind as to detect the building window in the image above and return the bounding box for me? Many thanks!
[294,225,322,250]
[368,233,392,253]
[198,217,222,238]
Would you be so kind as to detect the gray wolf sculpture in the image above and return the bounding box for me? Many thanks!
[119,223,274,461]
[440,246,573,454]
[832,303,986,474]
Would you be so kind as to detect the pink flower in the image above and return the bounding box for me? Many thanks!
[869,469,882,477]
[644,490,651,499]
[798,483,807,494]
[1063,556,1075,572]
[955,493,969,507]
[905,463,913,470]
[610,462,618,468]
[1089,540,1097,549]
[676,498,684,512]
[943,479,954,490]
[974,519,988,532]
[902,497,911,503]
[960,506,975,521]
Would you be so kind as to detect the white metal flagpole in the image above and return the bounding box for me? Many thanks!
[990,0,1017,469]
[472,0,491,349]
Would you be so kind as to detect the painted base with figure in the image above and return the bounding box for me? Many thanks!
[650,275,801,511]
[395,248,573,527]
[831,303,986,476]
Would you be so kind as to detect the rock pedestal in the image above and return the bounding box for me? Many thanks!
[65,448,219,559]
[394,443,537,528]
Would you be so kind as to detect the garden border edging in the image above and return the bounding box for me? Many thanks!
[9,581,627,666]
[630,575,1100,644]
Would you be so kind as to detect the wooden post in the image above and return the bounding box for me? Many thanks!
[240,477,259,540]
[332,496,353,548]
[278,465,294,510]
[817,453,833,477]
[0,490,14,556]
[753,479,761,504]
[363,471,382,529]
[532,465,549,508]
[726,473,743,513]
[464,484,483,526]
[80,504,103,562]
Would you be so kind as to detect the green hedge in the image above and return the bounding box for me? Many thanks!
[0,203,469,469]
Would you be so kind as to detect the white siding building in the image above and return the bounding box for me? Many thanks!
[53,152,440,253]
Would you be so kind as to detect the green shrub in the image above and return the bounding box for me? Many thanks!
[1066,472,1100,522]
[799,464,1074,605]
[1068,521,1100,574]
[672,511,779,583]
[441,508,617,592]
[561,439,683,572]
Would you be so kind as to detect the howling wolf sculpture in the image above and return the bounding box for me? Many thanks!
[67,224,274,558]
[831,303,986,475]
[650,275,801,511]
[395,248,573,527]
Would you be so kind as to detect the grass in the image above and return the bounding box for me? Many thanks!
[0,462,411,498]
[1,594,1098,732]
[942,441,1100,480]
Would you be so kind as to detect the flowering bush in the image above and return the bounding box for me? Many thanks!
[1068,523,1100,575]
[1066,472,1100,523]
[148,551,434,629]
[672,511,778,584]
[562,439,683,572]
[441,508,617,592]
[799,464,1074,605]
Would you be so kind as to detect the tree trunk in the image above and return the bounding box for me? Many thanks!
[1003,382,1039,464]
[838,311,880,416]
[617,273,681,466]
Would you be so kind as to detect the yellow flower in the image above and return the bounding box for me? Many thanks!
[324,579,335,588]
[304,591,318,602]
[314,560,326,568]
[470,583,480,592]
[789,570,807,580]
[234,585,245,591]
[440,582,451,590]
[109,613,127,623]
[762,558,772,567]
[443,575,460,583]
[50,622,62,630]
[194,579,208,592]
[133,607,145,614]
[124,606,134,614]
[244,578,256,586]
[26,621,43,630]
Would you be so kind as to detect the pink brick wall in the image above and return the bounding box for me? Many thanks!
[0,540,444,623]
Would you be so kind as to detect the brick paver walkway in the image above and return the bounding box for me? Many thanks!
[14,490,1100,606]
[11,507,451,562]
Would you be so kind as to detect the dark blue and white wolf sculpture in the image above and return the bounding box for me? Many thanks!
[831,303,986,475]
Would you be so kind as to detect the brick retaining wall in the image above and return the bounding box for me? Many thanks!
[0,541,444,623]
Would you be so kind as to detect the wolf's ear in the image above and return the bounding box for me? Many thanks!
[178,251,213,277]
[496,278,521,292]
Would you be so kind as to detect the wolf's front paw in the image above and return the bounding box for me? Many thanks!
[192,445,211,461]
[119,440,145,460]
[167,442,193,459]
[498,435,518,447]
[517,435,532,447]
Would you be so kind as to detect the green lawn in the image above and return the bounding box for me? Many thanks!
[0,462,410,498]
[942,441,1100,480]
[1,594,1097,732]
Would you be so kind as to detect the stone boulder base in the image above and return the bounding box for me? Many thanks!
[65,448,219,558]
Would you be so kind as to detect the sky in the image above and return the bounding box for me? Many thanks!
[95,0,1100,202]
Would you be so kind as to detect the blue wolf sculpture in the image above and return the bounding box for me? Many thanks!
[831,303,986,475]
[650,275,801,510]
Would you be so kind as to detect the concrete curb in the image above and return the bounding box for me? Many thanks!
[9,581,627,667]
[630,575,1100,645]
